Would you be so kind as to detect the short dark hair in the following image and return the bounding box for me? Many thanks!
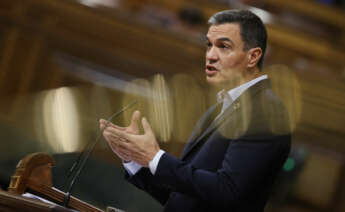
[208,10,267,69]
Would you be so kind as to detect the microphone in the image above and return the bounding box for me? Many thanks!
[63,101,137,207]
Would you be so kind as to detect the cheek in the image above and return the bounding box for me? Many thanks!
[219,55,237,71]
[221,53,247,69]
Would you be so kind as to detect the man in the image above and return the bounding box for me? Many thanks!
[100,10,291,212]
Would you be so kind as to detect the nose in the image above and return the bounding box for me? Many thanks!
[206,47,218,63]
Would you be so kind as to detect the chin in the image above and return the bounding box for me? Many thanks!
[206,76,222,87]
[207,77,232,90]
[206,75,216,83]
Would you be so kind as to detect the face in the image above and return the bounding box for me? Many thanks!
[205,23,249,89]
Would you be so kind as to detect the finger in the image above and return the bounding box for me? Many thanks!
[99,119,110,126]
[128,110,141,133]
[104,129,127,143]
[115,144,133,156]
[103,130,129,149]
[100,122,112,130]
[141,117,153,135]
[107,132,128,144]
[105,126,139,145]
[111,139,132,152]
[103,130,113,141]
[107,136,130,151]
[100,119,126,130]
[108,141,132,161]
[100,119,110,131]
[100,119,112,131]
[112,124,126,130]
[105,127,133,141]
[100,123,105,131]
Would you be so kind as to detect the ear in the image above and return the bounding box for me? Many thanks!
[247,47,262,68]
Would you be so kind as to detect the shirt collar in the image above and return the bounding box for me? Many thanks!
[217,74,268,105]
[228,74,268,102]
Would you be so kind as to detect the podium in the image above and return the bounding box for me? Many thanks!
[0,189,75,212]
[5,153,125,212]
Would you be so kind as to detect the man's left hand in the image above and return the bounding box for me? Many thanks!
[104,117,160,167]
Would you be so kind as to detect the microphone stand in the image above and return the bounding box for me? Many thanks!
[63,101,137,207]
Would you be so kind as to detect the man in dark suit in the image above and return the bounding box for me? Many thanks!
[100,10,291,212]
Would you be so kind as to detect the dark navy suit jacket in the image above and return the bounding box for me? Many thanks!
[126,79,291,212]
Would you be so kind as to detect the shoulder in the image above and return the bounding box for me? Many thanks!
[253,87,291,136]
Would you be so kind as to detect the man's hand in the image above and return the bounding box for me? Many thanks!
[100,110,141,162]
[105,116,160,167]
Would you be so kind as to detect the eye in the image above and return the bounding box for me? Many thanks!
[219,43,230,49]
[206,41,212,48]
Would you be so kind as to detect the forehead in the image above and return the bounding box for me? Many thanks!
[206,23,241,40]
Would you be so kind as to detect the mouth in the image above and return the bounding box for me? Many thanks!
[205,65,218,76]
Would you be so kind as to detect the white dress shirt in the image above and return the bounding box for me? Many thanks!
[124,74,268,175]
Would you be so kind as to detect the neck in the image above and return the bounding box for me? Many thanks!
[241,67,262,85]
[220,67,262,91]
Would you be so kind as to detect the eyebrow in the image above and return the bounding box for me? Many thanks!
[205,36,235,46]
[216,37,234,46]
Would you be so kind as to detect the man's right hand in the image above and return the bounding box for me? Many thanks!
[100,110,141,162]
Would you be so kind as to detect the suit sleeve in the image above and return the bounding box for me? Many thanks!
[153,134,291,209]
[125,167,172,205]
[124,108,215,205]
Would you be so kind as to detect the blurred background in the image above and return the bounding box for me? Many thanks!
[0,0,344,211]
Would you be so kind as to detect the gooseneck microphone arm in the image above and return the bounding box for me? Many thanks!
[63,101,137,207]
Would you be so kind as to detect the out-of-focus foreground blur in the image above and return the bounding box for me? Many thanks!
[0,0,344,211]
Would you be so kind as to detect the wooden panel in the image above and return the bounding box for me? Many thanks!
[137,0,345,69]
[0,190,73,212]
[265,0,345,29]
[0,0,343,151]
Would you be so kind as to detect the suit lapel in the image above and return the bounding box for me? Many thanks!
[181,101,240,160]
[181,79,271,160]
[181,103,221,159]
[197,101,240,143]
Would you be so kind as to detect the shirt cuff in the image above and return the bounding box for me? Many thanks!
[123,161,142,176]
[149,150,165,175]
